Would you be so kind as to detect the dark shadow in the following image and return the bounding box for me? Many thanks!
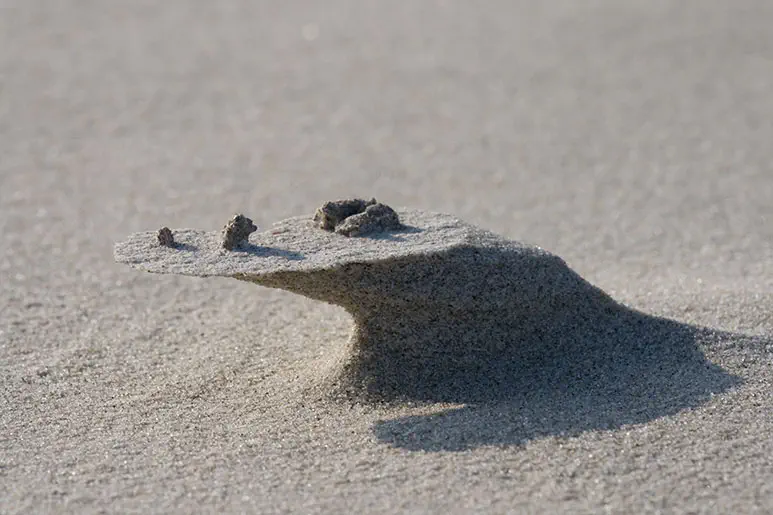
[372,310,751,451]
[170,242,198,252]
[355,225,423,242]
[234,244,305,260]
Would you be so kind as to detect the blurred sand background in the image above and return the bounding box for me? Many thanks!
[2,1,773,513]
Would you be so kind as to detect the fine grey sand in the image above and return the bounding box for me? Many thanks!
[3,2,773,514]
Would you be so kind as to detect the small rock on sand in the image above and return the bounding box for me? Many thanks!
[314,198,376,231]
[335,202,402,236]
[222,214,258,250]
[157,227,175,247]
[313,198,402,236]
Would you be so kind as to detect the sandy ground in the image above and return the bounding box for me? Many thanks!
[2,1,773,513]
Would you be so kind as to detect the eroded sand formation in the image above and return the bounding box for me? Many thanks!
[115,201,708,402]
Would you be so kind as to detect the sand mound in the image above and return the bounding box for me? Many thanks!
[114,209,739,403]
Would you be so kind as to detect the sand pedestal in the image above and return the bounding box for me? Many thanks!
[114,209,670,401]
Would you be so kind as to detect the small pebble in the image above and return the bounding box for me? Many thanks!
[157,227,175,247]
[335,202,402,237]
[314,198,376,231]
[313,198,402,236]
[222,214,258,250]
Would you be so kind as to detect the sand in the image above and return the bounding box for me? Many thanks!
[114,209,743,407]
[3,1,773,514]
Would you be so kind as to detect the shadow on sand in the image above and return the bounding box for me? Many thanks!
[235,244,305,260]
[372,309,746,451]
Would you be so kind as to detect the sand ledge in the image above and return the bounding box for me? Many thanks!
[114,209,740,403]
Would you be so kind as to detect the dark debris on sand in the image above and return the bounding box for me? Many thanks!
[157,227,175,247]
[314,198,402,236]
[222,214,258,250]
